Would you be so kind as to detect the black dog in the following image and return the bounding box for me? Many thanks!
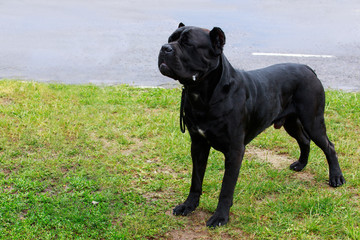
[158,23,345,228]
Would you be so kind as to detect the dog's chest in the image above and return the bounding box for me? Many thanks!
[192,122,231,152]
[187,109,213,139]
[188,102,209,138]
[196,127,206,138]
[185,91,235,150]
[189,109,230,147]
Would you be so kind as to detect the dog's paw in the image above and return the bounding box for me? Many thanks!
[173,203,196,216]
[290,161,307,172]
[206,212,229,228]
[329,175,346,187]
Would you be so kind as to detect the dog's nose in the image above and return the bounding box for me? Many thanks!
[161,44,173,53]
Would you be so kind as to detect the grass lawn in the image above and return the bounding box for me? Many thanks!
[0,80,359,239]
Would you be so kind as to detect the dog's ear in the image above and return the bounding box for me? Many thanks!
[210,27,226,56]
[178,22,185,28]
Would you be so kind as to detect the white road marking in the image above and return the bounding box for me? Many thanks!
[252,52,335,58]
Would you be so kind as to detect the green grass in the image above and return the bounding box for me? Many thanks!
[0,80,359,239]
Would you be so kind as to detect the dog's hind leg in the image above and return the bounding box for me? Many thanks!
[300,114,345,187]
[294,89,346,187]
[291,73,345,187]
[283,115,311,172]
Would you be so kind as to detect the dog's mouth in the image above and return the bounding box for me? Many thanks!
[159,62,170,74]
[158,61,175,78]
[158,53,201,84]
[158,53,178,80]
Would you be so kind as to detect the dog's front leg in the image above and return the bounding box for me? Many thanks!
[206,145,245,228]
[173,136,211,216]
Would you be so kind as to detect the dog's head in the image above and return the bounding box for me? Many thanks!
[158,23,226,85]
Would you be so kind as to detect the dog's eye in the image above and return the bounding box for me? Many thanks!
[168,32,181,43]
[182,41,192,47]
[181,36,193,47]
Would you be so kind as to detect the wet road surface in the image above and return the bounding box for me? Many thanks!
[0,0,359,91]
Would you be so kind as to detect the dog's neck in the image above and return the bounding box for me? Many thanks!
[183,55,224,108]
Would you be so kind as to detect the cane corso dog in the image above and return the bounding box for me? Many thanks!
[158,23,345,228]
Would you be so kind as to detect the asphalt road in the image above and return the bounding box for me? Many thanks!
[0,0,359,91]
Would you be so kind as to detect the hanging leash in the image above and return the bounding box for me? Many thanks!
[180,87,186,133]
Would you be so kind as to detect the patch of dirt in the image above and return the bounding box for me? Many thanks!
[88,132,145,157]
[166,210,210,240]
[164,209,241,240]
[247,146,316,184]
[295,172,315,182]
[351,193,360,204]
[19,209,28,221]
[121,137,144,156]
[246,146,291,169]
[0,97,14,105]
